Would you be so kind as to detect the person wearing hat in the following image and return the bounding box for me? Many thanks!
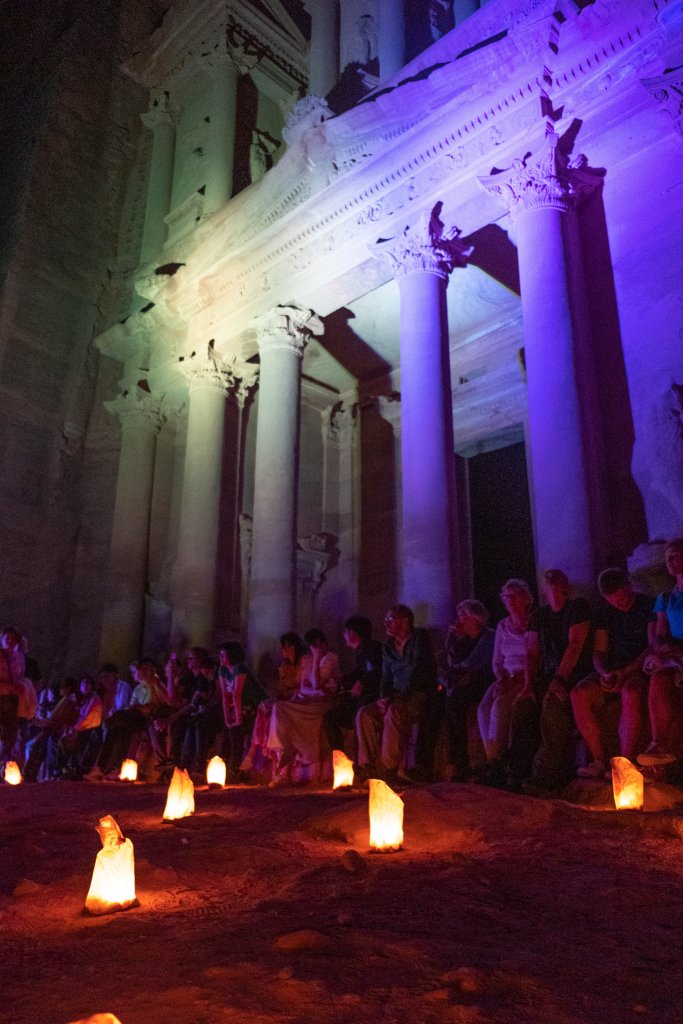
[513,570,592,794]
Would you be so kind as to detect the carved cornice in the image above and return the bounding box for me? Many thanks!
[253,305,324,358]
[641,64,683,137]
[478,126,601,218]
[372,203,473,280]
[197,42,259,78]
[177,345,258,397]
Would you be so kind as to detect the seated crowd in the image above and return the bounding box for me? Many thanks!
[1,538,683,793]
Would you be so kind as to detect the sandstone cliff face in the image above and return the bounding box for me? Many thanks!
[0,0,168,677]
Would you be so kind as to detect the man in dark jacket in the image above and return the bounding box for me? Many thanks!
[355,604,437,783]
[325,616,382,753]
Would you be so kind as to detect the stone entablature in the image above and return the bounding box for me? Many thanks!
[147,0,670,358]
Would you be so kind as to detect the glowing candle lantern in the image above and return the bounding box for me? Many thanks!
[4,760,22,785]
[332,749,354,789]
[119,758,138,782]
[611,756,644,811]
[84,815,137,915]
[368,778,404,851]
[206,755,226,787]
[163,766,195,820]
[67,1012,124,1023]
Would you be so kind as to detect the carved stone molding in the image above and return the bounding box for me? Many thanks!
[140,91,176,131]
[253,305,324,358]
[198,43,258,78]
[372,202,473,280]
[326,402,356,445]
[479,126,601,219]
[641,65,683,137]
[283,95,333,146]
[177,345,259,397]
[104,385,167,433]
[297,532,339,596]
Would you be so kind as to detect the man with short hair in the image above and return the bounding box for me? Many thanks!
[571,568,654,778]
[443,600,495,781]
[355,604,437,783]
[325,616,382,753]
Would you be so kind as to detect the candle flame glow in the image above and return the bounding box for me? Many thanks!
[368,778,404,851]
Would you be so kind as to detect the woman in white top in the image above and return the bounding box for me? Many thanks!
[477,579,534,781]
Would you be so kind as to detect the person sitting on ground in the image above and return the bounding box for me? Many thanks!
[22,679,59,780]
[55,676,104,779]
[179,656,224,776]
[97,662,131,717]
[267,628,340,785]
[637,539,683,768]
[325,616,382,756]
[164,647,209,766]
[476,579,534,787]
[241,633,306,774]
[218,641,267,782]
[356,604,437,785]
[443,599,495,782]
[513,570,593,794]
[87,658,168,779]
[571,568,655,779]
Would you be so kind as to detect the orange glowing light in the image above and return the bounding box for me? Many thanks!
[119,758,138,782]
[163,766,195,820]
[611,756,644,810]
[206,755,227,787]
[4,760,22,785]
[67,1013,125,1024]
[84,815,137,915]
[332,749,354,789]
[368,778,404,851]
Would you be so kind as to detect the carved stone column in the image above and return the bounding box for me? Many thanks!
[100,386,165,667]
[480,127,603,587]
[373,206,472,626]
[378,0,405,81]
[140,92,176,264]
[200,46,257,215]
[304,0,339,98]
[172,348,258,647]
[248,305,324,664]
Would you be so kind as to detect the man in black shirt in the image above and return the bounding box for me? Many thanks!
[325,616,382,753]
[517,570,592,793]
[570,568,654,778]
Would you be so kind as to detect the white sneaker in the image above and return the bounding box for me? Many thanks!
[637,743,677,767]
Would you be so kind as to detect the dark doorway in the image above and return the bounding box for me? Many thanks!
[467,440,536,621]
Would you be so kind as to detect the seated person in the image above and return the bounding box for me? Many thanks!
[37,678,80,780]
[516,570,592,793]
[325,616,382,754]
[477,579,534,786]
[356,604,437,784]
[0,627,24,765]
[179,657,224,775]
[267,629,340,785]
[638,539,683,767]
[54,676,103,779]
[240,633,305,773]
[97,662,132,717]
[218,641,267,782]
[571,568,654,778]
[443,599,495,781]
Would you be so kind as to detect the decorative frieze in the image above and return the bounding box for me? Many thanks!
[372,203,473,279]
[253,305,324,358]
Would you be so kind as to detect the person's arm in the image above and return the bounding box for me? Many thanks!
[318,654,339,694]
[592,627,611,680]
[232,672,247,726]
[551,619,591,699]
[521,630,539,701]
[492,624,506,681]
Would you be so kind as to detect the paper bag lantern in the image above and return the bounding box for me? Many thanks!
[206,755,226,787]
[84,815,137,915]
[611,756,644,810]
[119,758,138,782]
[4,760,22,785]
[163,767,195,820]
[368,778,404,851]
[67,1015,124,1024]
[332,749,355,789]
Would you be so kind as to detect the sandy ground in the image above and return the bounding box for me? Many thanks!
[2,777,683,1024]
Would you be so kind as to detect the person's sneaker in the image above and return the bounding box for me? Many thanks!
[637,742,677,767]
[577,761,607,779]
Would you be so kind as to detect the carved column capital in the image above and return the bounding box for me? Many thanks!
[326,402,355,445]
[105,385,166,433]
[641,66,683,137]
[253,305,324,358]
[371,203,473,280]
[479,127,601,219]
[198,44,258,78]
[141,91,177,131]
[177,346,259,398]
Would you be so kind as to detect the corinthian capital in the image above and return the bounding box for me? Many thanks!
[479,127,601,218]
[105,385,166,433]
[177,345,256,397]
[253,305,324,358]
[198,43,258,77]
[641,67,683,138]
[371,203,473,280]
[141,91,176,131]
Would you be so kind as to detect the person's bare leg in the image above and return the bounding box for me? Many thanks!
[571,681,607,764]
[619,677,645,760]
[648,669,683,753]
